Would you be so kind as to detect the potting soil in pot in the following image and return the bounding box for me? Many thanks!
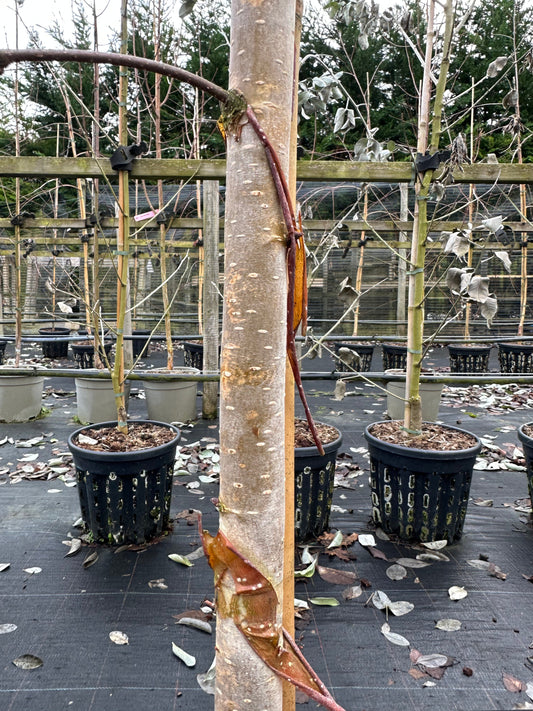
[365,421,481,543]
[68,421,180,545]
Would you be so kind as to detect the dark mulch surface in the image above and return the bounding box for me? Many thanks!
[294,418,339,448]
[72,422,179,452]
[368,421,478,451]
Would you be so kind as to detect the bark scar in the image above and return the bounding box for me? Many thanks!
[202,526,346,711]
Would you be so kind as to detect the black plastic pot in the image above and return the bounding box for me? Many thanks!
[71,340,113,369]
[334,342,374,372]
[448,344,491,373]
[68,420,180,545]
[382,343,407,370]
[183,341,203,369]
[131,329,152,358]
[498,342,533,373]
[294,426,343,542]
[0,339,7,365]
[516,424,533,504]
[364,422,481,543]
[38,326,70,359]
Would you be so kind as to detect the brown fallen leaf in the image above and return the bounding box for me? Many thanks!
[503,671,526,693]
[488,562,507,580]
[420,665,447,680]
[318,531,358,548]
[367,546,388,561]
[317,565,358,586]
[410,649,422,664]
[522,574,533,583]
[409,668,428,680]
[173,608,212,623]
[176,509,201,526]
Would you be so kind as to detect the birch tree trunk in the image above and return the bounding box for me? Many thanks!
[217,1,296,709]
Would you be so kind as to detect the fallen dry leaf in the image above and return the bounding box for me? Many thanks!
[317,565,358,586]
[381,622,410,647]
[367,546,388,561]
[386,564,407,580]
[435,618,461,632]
[503,671,526,693]
[12,654,43,670]
[0,623,17,634]
[342,584,363,600]
[83,551,98,569]
[448,585,468,600]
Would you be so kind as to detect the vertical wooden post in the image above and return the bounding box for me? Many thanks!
[283,3,302,710]
[202,180,220,419]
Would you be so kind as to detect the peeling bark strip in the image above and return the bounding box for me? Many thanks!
[245,107,323,455]
[203,528,346,711]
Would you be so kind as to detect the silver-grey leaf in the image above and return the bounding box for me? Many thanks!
[486,56,508,77]
[0,623,17,634]
[381,623,410,647]
[395,557,430,568]
[197,657,216,695]
[416,653,449,668]
[13,654,43,670]
[494,251,512,273]
[83,552,99,569]
[64,539,82,557]
[435,618,461,631]
[109,631,129,645]
[177,617,212,634]
[172,642,196,667]
[386,564,407,580]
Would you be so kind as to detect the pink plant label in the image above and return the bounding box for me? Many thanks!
[133,210,158,222]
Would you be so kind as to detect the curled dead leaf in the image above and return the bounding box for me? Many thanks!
[82,551,99,569]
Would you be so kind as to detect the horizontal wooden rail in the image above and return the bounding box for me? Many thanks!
[1,156,533,184]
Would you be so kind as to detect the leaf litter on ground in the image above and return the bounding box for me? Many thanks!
[372,590,414,617]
